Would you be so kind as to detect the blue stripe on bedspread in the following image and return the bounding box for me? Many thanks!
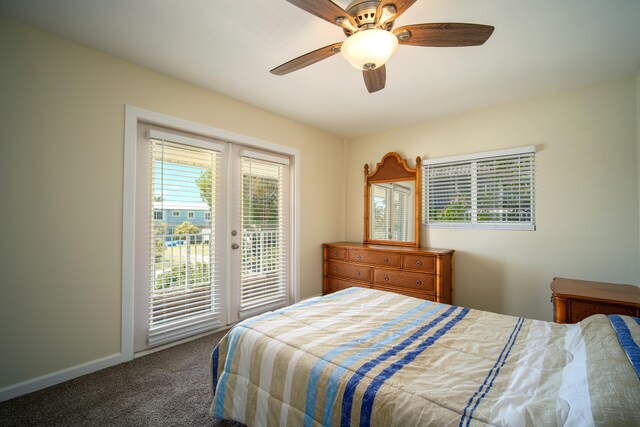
[319,303,447,426]
[608,315,640,379]
[359,307,470,427]
[339,304,462,427]
[459,317,525,427]
[300,301,445,426]
[211,345,219,395]
[304,301,435,427]
[212,288,359,418]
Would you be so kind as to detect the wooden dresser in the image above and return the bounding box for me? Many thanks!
[550,277,640,323]
[323,242,454,304]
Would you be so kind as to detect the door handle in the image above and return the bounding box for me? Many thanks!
[231,243,239,250]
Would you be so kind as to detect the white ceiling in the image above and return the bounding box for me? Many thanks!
[1,0,640,138]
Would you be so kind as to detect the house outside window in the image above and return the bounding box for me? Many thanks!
[153,202,211,242]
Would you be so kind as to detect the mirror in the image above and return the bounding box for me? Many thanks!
[369,181,415,241]
[364,152,421,247]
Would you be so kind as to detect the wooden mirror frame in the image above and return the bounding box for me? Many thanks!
[364,152,421,247]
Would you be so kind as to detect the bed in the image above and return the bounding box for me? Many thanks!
[210,288,640,426]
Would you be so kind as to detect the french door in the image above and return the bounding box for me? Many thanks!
[133,124,291,352]
[230,145,290,321]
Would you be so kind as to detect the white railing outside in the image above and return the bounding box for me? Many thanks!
[151,229,280,293]
[242,229,280,275]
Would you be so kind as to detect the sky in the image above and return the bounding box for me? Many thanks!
[153,160,207,204]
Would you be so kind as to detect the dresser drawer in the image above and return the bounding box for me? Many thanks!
[326,247,347,261]
[326,277,370,294]
[373,269,435,293]
[568,300,638,323]
[348,249,401,268]
[403,254,436,273]
[327,261,372,282]
[372,286,435,301]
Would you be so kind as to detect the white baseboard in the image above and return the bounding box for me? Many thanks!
[0,353,124,402]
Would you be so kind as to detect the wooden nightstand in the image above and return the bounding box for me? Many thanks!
[550,277,640,323]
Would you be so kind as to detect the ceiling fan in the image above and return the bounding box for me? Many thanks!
[271,0,495,93]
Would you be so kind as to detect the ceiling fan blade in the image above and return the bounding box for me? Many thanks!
[270,42,342,76]
[285,0,357,30]
[363,66,386,93]
[394,23,495,47]
[375,0,417,27]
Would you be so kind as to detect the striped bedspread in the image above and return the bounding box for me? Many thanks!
[210,288,640,426]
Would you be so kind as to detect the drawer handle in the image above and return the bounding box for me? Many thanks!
[356,271,361,277]
[415,261,422,267]
[355,255,361,260]
[333,267,338,273]
[384,257,389,264]
[416,280,422,286]
[384,275,389,282]
[333,251,338,256]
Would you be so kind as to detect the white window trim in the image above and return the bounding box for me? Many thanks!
[187,211,195,219]
[172,211,180,217]
[122,105,301,361]
[422,145,535,166]
[422,146,536,231]
[153,211,163,220]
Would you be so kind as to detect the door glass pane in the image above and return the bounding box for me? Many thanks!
[148,140,220,341]
[240,156,288,312]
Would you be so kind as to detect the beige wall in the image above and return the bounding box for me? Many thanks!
[0,17,344,388]
[346,77,640,321]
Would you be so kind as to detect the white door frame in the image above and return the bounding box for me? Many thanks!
[122,105,300,361]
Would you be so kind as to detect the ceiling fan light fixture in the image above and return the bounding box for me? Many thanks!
[340,29,398,71]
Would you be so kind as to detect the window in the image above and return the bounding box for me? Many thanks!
[187,211,195,219]
[172,211,180,217]
[153,210,163,220]
[204,212,211,221]
[423,146,535,230]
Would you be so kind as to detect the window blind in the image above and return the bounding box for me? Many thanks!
[393,186,409,241]
[147,137,222,345]
[423,146,535,230]
[239,155,289,315]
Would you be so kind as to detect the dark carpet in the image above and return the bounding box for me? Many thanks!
[0,329,245,427]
